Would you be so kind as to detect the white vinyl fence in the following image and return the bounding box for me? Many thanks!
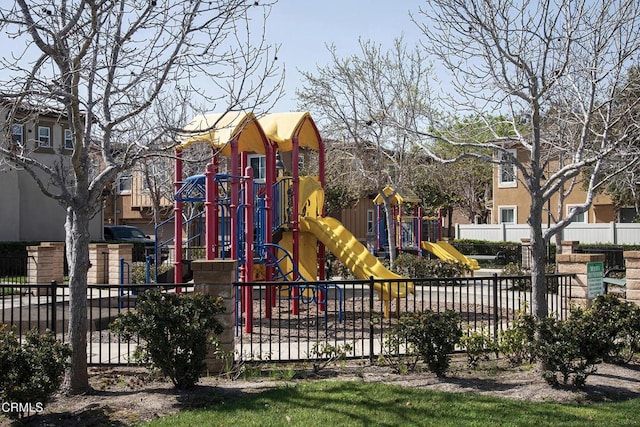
[455,222,640,244]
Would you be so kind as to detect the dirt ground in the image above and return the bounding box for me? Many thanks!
[4,356,640,427]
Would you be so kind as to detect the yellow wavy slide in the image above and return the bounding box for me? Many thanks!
[299,216,413,302]
[421,241,480,271]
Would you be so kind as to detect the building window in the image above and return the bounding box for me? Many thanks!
[64,129,73,150]
[248,154,266,182]
[619,207,638,223]
[298,154,305,173]
[38,126,51,148]
[498,149,517,188]
[499,206,516,224]
[12,124,23,144]
[567,205,588,223]
[367,210,374,235]
[117,174,132,194]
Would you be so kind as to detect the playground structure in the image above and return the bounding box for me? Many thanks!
[372,186,480,273]
[169,112,412,327]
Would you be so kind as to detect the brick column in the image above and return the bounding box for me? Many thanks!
[561,240,579,255]
[41,242,65,284]
[108,244,133,284]
[623,251,640,306]
[556,253,606,307]
[88,243,109,285]
[191,260,236,375]
[27,245,55,295]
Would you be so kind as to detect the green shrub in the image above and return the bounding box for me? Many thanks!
[109,290,225,389]
[501,262,524,276]
[387,310,462,377]
[451,240,521,265]
[589,294,640,363]
[131,262,173,284]
[0,325,71,419]
[308,341,353,374]
[461,326,497,369]
[379,327,420,374]
[534,307,611,388]
[497,309,537,367]
[392,253,468,278]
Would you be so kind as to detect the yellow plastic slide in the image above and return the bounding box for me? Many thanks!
[421,241,480,271]
[299,216,413,301]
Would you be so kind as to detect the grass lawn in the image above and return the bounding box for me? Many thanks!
[142,380,640,427]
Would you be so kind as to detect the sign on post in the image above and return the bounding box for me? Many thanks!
[586,261,604,299]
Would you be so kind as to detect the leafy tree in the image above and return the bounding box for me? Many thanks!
[297,37,435,262]
[412,0,640,320]
[0,1,281,393]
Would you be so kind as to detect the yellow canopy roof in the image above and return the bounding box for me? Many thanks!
[258,112,321,152]
[373,186,421,205]
[177,111,270,156]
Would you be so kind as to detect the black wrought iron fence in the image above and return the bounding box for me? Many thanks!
[577,246,625,270]
[0,274,574,366]
[235,273,574,363]
[0,255,31,286]
[0,281,187,366]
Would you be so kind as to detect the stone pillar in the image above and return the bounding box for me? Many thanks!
[27,245,55,295]
[191,260,236,375]
[520,238,531,270]
[556,253,606,307]
[623,251,640,306]
[88,243,109,285]
[561,240,579,255]
[108,244,133,284]
[41,242,65,284]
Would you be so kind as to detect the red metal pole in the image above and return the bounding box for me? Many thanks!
[230,139,239,262]
[265,145,275,318]
[417,205,423,257]
[244,166,254,332]
[205,161,215,260]
[291,136,300,315]
[212,155,219,258]
[174,149,183,286]
[316,128,326,310]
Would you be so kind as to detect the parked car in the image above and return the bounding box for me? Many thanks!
[104,225,168,263]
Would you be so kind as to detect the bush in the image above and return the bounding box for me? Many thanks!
[392,253,468,278]
[109,290,225,389]
[497,309,537,367]
[0,325,71,419]
[589,294,640,363]
[534,307,611,387]
[451,240,521,265]
[131,262,173,284]
[387,310,462,377]
[461,326,497,369]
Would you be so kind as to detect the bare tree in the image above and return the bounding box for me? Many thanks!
[0,0,282,394]
[297,37,435,262]
[412,0,640,319]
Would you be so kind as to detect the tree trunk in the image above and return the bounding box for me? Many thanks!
[61,207,91,394]
[383,200,397,264]
[529,199,549,320]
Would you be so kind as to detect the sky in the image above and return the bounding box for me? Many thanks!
[0,1,428,115]
[265,0,426,113]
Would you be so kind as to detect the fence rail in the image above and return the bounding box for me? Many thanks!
[0,255,31,285]
[235,274,574,362]
[0,274,574,365]
[0,281,184,366]
[456,222,640,244]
